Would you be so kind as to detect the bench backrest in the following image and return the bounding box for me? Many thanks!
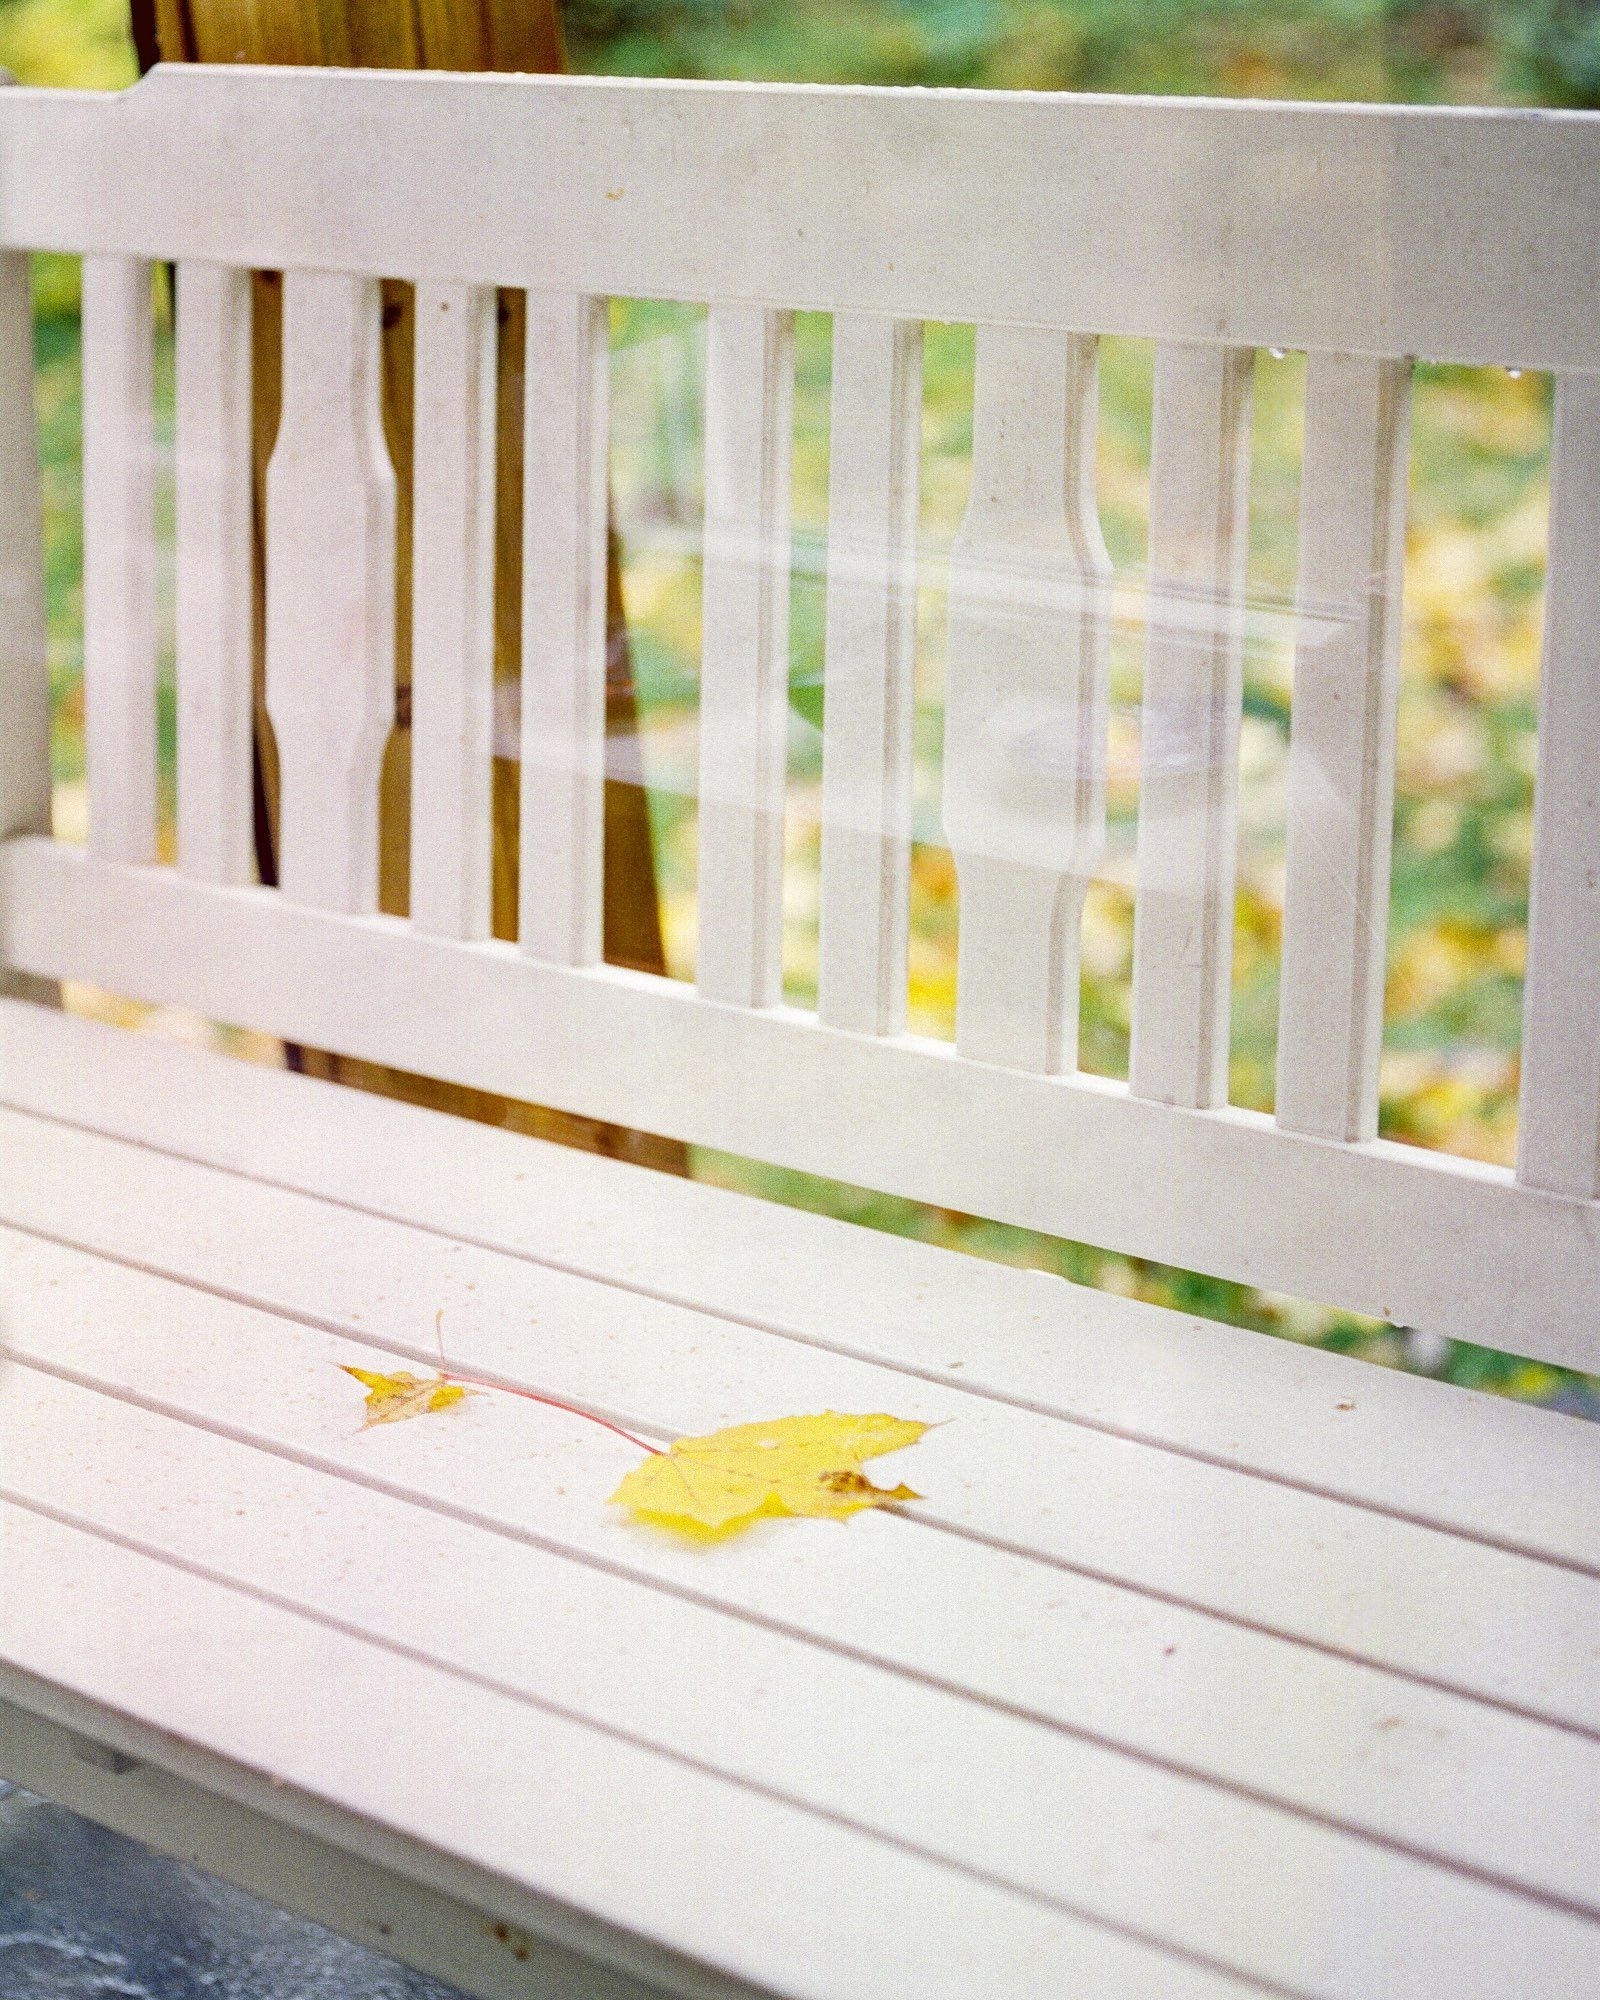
[0,67,1596,1372]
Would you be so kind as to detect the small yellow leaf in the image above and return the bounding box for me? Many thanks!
[609,1410,928,1537]
[341,1365,472,1429]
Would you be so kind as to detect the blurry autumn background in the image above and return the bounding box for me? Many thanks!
[9,0,1598,1410]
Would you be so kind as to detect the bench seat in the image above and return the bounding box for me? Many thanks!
[2,998,1598,2000]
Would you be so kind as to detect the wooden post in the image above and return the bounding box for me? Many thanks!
[131,0,684,1171]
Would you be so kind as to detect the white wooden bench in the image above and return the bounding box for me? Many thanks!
[1,62,1599,2000]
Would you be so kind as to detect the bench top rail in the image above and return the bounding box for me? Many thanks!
[1,67,1597,1371]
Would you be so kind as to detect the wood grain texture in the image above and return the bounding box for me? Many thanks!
[944,328,1110,1072]
[1276,356,1411,1141]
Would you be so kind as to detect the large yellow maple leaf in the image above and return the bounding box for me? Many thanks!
[610,1410,929,1536]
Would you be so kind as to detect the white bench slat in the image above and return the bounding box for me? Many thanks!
[1129,344,1254,1108]
[174,260,255,887]
[13,71,1600,372]
[0,252,48,853]
[517,290,610,965]
[5,1365,1594,1995]
[696,304,795,1008]
[7,1238,1599,1926]
[7,850,1598,1372]
[944,328,1110,1072]
[1517,373,1600,1201]
[264,269,396,913]
[409,280,497,942]
[3,1506,1262,2000]
[80,253,157,867]
[1276,356,1410,1141]
[816,312,922,1036]
[3,999,1590,1577]
[7,1117,1597,1738]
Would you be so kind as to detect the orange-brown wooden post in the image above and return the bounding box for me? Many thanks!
[130,0,683,1170]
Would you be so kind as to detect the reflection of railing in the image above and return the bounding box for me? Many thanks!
[1,65,1597,1371]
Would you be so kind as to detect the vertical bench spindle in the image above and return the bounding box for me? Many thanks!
[696,305,795,1008]
[411,281,497,942]
[264,271,396,914]
[1128,344,1254,1108]
[0,251,48,851]
[82,256,158,866]
[816,313,923,1036]
[943,327,1111,1072]
[517,291,610,965]
[1518,374,1600,1199]
[1276,355,1411,1141]
[175,262,255,886]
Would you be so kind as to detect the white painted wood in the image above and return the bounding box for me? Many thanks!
[518,291,609,964]
[264,269,396,914]
[1129,345,1254,1109]
[6,1229,1600,1910]
[3,996,1593,1576]
[12,71,1600,372]
[5,844,1599,1372]
[0,1701,666,2000]
[696,305,794,1007]
[6,1125,1599,1741]
[0,251,48,850]
[0,1508,1266,2000]
[409,281,496,941]
[1518,373,1600,1200]
[944,328,1110,1072]
[1277,357,1410,1141]
[816,313,922,1035]
[80,254,157,866]
[4,1363,1596,1992]
[174,260,255,886]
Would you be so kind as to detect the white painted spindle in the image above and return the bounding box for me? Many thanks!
[943,328,1110,1072]
[1276,355,1410,1141]
[264,271,396,913]
[696,305,795,1008]
[816,313,923,1036]
[175,262,254,886]
[411,281,497,941]
[1128,344,1254,1108]
[518,291,610,965]
[81,255,157,866]
[0,251,47,850]
[1518,373,1600,1199]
